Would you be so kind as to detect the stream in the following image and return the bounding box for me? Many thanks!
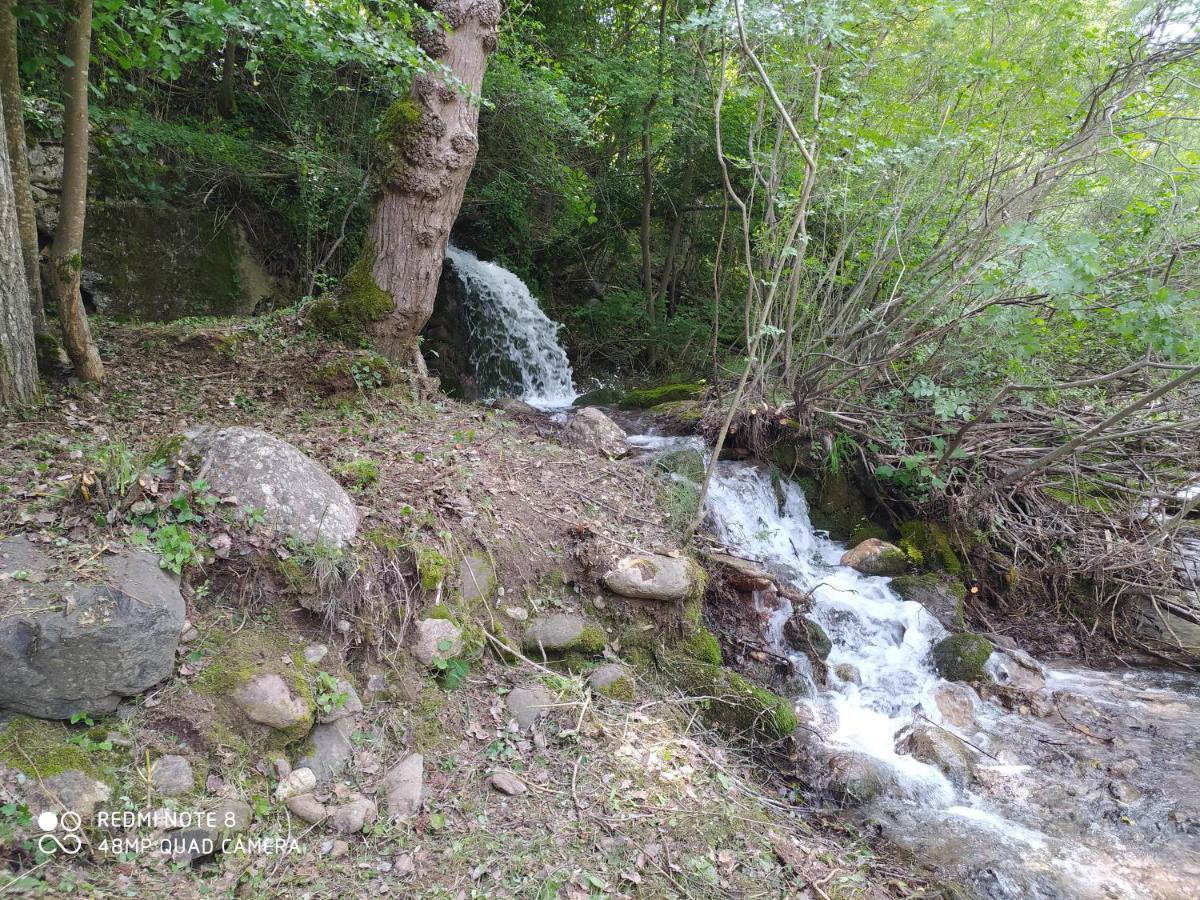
[451,250,1200,899]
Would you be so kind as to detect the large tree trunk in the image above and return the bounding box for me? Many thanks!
[0,85,37,409]
[0,0,43,331]
[362,0,501,374]
[49,0,102,382]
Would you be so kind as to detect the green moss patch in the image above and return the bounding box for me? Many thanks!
[898,521,963,574]
[309,243,394,343]
[932,633,992,682]
[0,717,110,782]
[619,382,705,410]
[416,546,451,590]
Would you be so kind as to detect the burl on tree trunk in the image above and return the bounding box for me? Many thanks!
[357,0,501,376]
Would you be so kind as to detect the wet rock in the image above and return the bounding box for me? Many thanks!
[562,407,628,457]
[587,663,634,700]
[897,722,975,787]
[150,755,194,797]
[891,574,965,631]
[0,536,186,718]
[275,767,317,801]
[602,553,700,601]
[932,633,993,682]
[488,770,527,796]
[232,672,314,735]
[317,678,362,723]
[285,793,329,824]
[783,613,832,661]
[182,426,358,547]
[833,663,861,685]
[839,538,908,577]
[933,682,978,731]
[380,753,423,818]
[297,716,356,783]
[506,683,553,730]
[412,618,463,667]
[826,752,890,805]
[27,770,111,817]
[332,794,377,833]
[1109,781,1140,804]
[988,648,1046,694]
[523,613,604,654]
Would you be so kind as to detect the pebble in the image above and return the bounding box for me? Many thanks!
[488,770,527,796]
[275,767,317,801]
[304,643,329,665]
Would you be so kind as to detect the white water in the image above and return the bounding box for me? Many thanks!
[703,462,956,800]
[446,246,578,409]
[621,434,1200,898]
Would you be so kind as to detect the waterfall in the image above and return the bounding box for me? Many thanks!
[446,246,577,409]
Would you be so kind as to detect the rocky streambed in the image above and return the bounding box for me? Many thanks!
[625,426,1200,899]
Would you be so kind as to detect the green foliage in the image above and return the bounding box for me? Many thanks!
[336,457,381,491]
[314,671,349,717]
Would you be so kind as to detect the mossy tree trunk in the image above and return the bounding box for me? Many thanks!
[359,0,501,375]
[0,85,37,409]
[0,0,43,331]
[49,0,103,382]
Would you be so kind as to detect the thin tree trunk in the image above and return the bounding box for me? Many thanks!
[0,0,43,331]
[217,31,236,118]
[49,0,102,382]
[362,0,501,375]
[0,85,37,409]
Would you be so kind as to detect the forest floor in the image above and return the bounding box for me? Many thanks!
[0,315,934,898]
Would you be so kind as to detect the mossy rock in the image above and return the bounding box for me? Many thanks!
[932,633,992,682]
[892,574,966,631]
[898,521,963,574]
[573,386,623,406]
[192,628,318,750]
[35,331,64,374]
[0,716,112,782]
[618,382,705,410]
[849,518,891,545]
[646,399,705,424]
[802,470,870,542]
[416,546,451,591]
[672,658,797,739]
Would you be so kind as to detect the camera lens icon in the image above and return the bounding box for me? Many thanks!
[36,810,83,856]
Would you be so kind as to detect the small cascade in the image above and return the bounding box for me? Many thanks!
[446,246,577,409]
[625,428,1200,899]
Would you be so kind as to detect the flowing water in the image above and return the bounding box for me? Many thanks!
[446,246,578,409]
[624,431,1200,898]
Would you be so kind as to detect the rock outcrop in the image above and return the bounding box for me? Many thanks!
[182,426,358,547]
[0,537,186,718]
[932,633,993,682]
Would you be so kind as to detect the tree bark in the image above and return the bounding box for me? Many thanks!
[0,85,37,409]
[217,30,237,118]
[49,0,102,382]
[0,0,43,331]
[363,0,501,374]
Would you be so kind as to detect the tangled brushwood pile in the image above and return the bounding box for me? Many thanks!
[685,358,1200,667]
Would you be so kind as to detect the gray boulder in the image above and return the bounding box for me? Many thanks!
[182,426,358,547]
[602,553,700,601]
[0,537,186,718]
[891,575,965,631]
[896,721,975,788]
[562,408,627,457]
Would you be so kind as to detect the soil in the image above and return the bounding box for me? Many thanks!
[0,315,938,897]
